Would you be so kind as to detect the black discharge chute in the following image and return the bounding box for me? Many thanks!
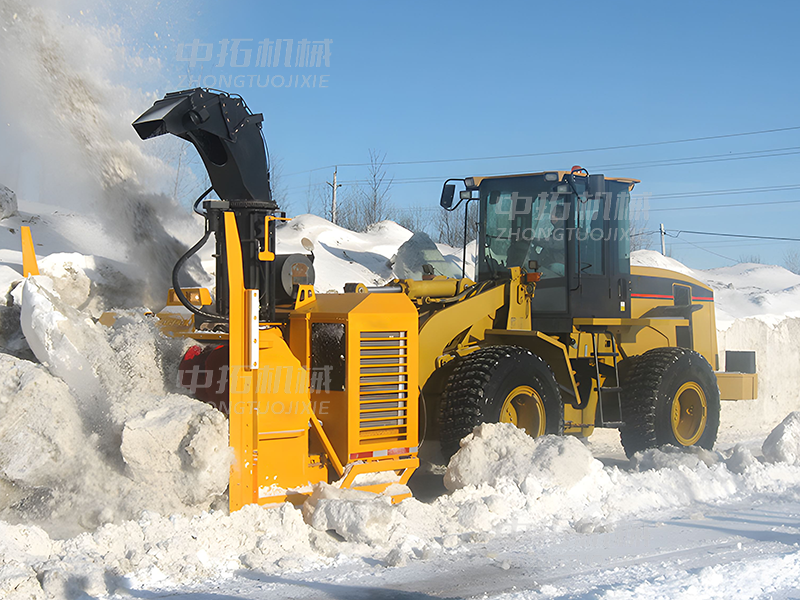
[133,88,274,207]
[132,88,313,325]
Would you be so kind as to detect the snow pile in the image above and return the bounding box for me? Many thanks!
[0,504,316,599]
[302,483,399,546]
[393,231,460,280]
[274,214,475,292]
[0,271,230,539]
[4,420,800,596]
[0,185,17,220]
[631,249,701,279]
[444,423,597,491]
[275,215,413,292]
[762,411,800,465]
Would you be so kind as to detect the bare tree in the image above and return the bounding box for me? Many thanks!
[629,225,654,252]
[357,149,394,229]
[738,254,762,264]
[328,150,396,232]
[437,206,463,247]
[269,154,291,214]
[784,249,800,274]
[395,206,429,234]
[333,187,361,230]
[436,202,478,248]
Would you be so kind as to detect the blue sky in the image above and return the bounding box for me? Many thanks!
[133,0,800,269]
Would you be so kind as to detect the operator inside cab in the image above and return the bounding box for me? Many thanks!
[483,182,571,312]
[490,192,568,275]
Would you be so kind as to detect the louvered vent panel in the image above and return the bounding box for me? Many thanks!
[359,331,409,442]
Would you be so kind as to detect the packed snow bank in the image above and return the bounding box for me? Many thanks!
[631,249,701,279]
[717,316,800,438]
[394,232,460,280]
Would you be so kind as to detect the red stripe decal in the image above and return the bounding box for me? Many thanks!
[349,451,372,460]
[349,447,415,461]
[630,293,674,299]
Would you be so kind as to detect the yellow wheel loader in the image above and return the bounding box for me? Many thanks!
[117,89,758,511]
[353,170,756,459]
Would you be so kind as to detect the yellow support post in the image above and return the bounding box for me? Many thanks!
[20,226,39,276]
[224,212,258,511]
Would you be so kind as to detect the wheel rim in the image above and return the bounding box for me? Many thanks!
[499,385,546,437]
[671,382,707,446]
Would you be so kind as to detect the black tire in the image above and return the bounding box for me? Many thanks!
[619,347,720,458]
[439,346,563,459]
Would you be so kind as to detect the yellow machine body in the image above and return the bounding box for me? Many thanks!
[127,90,759,510]
[19,163,758,513]
[397,171,758,443]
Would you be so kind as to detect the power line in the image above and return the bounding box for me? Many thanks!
[284,124,800,178]
[590,147,800,171]
[667,239,791,249]
[647,183,800,200]
[675,230,800,242]
[649,198,800,212]
[666,234,739,263]
[288,146,800,192]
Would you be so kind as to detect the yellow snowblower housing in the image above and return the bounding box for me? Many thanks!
[133,89,419,509]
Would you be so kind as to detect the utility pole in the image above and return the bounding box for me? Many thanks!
[660,223,666,256]
[326,167,342,225]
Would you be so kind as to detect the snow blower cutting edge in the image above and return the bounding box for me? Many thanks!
[132,88,419,509]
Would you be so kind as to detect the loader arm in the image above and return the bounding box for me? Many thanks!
[416,267,537,383]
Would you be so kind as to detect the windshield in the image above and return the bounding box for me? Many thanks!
[479,175,569,312]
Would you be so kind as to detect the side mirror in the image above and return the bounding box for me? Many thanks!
[440,184,456,209]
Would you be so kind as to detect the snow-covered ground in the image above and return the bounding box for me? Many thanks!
[1,196,800,599]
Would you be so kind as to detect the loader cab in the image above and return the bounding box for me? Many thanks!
[474,171,638,332]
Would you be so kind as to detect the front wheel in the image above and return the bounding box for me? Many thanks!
[619,347,720,458]
[438,346,563,460]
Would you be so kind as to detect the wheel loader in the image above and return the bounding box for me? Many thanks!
[32,88,752,512]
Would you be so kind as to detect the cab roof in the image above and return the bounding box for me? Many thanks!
[473,171,640,189]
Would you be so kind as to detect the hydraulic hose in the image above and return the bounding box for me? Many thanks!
[172,226,228,322]
[193,186,214,216]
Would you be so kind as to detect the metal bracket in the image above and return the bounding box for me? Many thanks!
[247,289,259,370]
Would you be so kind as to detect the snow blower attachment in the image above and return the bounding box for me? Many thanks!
[134,89,419,509]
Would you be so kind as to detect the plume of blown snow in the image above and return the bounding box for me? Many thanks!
[0,0,206,309]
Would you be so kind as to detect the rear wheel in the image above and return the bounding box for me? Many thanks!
[619,347,720,458]
[439,346,563,460]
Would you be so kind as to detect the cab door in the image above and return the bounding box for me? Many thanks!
[568,179,631,319]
